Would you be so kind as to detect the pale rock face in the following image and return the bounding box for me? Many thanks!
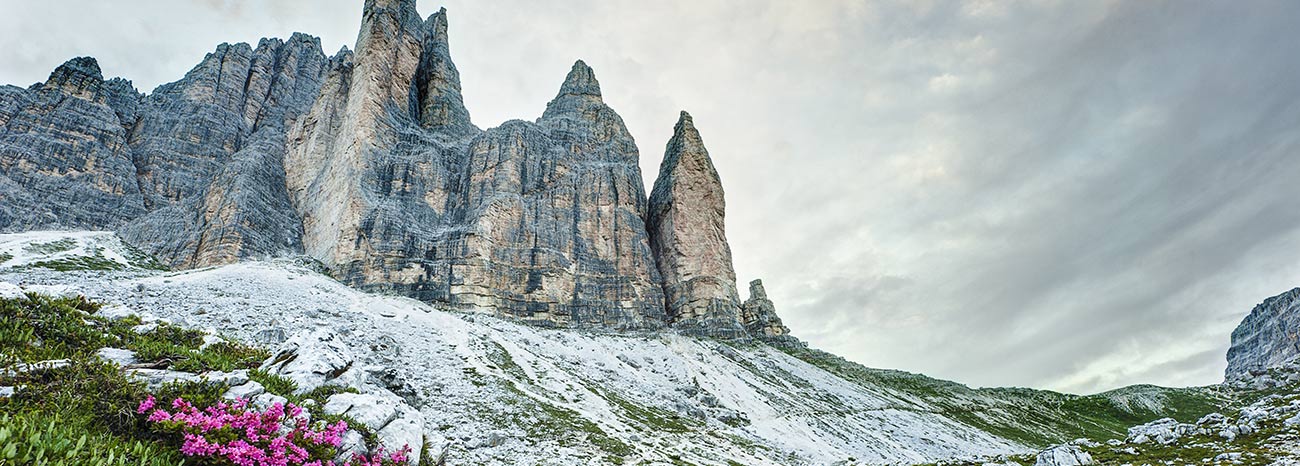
[0,3,798,337]
[120,34,330,268]
[1226,287,1300,379]
[324,392,426,463]
[260,329,360,395]
[286,0,666,329]
[647,112,746,338]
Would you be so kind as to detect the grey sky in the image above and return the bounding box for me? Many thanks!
[4,0,1298,394]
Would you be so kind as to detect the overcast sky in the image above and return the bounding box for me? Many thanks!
[4,0,1299,394]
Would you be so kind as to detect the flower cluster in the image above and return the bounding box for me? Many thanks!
[138,395,407,466]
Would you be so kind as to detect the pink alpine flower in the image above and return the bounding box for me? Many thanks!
[139,395,405,466]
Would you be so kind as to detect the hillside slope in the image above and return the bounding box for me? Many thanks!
[0,231,1236,465]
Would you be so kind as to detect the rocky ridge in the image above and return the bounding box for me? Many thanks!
[0,0,782,339]
[1227,288,1300,380]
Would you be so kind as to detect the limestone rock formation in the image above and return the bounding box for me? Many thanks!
[121,34,330,268]
[647,111,747,338]
[1226,287,1300,379]
[286,0,665,329]
[741,279,798,344]
[0,57,147,230]
[0,2,794,339]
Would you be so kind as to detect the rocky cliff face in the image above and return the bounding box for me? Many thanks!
[647,112,746,338]
[1226,287,1300,379]
[0,1,791,339]
[0,58,147,230]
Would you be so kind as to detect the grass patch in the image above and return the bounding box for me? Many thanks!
[23,239,77,255]
[776,345,1232,447]
[250,368,299,397]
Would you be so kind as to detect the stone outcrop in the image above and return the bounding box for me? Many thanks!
[741,279,797,343]
[0,2,797,339]
[647,111,746,338]
[1226,287,1300,379]
[286,1,666,330]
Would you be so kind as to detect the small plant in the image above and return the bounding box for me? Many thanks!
[251,369,300,397]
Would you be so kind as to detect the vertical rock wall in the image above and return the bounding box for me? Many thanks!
[647,112,747,338]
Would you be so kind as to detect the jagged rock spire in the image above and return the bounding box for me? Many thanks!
[541,59,607,121]
[648,111,747,339]
[44,57,104,99]
[414,6,476,136]
[741,279,798,344]
[558,59,601,97]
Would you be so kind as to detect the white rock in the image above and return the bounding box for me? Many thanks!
[127,368,201,391]
[199,334,223,350]
[335,430,367,460]
[202,369,249,386]
[1034,444,1094,466]
[1285,414,1300,426]
[25,284,81,298]
[324,393,399,429]
[224,381,266,400]
[1125,418,1183,445]
[323,392,424,464]
[0,282,26,300]
[252,393,288,410]
[260,329,356,394]
[0,386,14,398]
[95,347,138,366]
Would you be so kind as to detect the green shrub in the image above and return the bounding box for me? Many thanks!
[250,369,299,397]
[0,412,183,466]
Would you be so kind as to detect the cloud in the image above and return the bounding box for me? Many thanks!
[3,0,1299,394]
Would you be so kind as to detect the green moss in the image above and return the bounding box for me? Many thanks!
[27,253,126,271]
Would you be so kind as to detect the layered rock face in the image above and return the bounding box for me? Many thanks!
[1226,287,1300,379]
[0,58,147,230]
[1,36,331,268]
[286,2,665,329]
[0,1,795,339]
[121,34,331,268]
[647,112,747,338]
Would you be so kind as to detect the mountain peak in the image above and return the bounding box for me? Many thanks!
[414,5,475,135]
[44,57,104,99]
[558,59,601,98]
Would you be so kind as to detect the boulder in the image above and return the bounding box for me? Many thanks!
[260,329,358,394]
[95,347,138,366]
[1033,444,1094,466]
